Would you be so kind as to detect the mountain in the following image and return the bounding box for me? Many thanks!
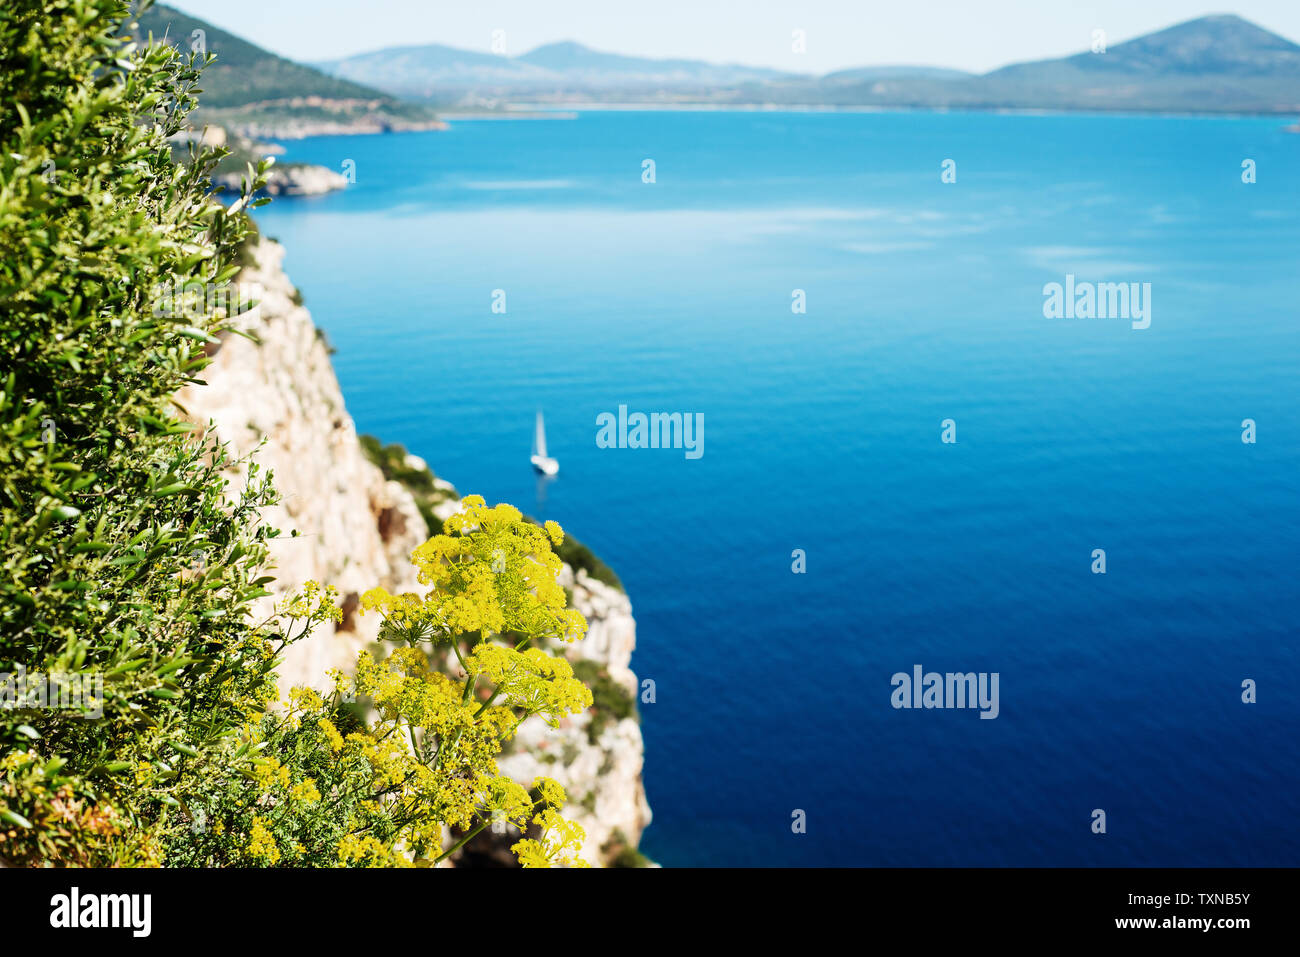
[314,39,800,103]
[938,13,1300,111]
[313,43,555,98]
[515,41,793,85]
[131,3,441,136]
[1016,13,1300,77]
[762,14,1300,112]
[134,3,385,107]
[313,15,1300,114]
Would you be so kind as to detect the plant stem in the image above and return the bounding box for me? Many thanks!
[434,817,491,864]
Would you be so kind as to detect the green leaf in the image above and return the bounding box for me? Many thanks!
[157,657,196,676]
[107,658,147,675]
[0,810,32,829]
[152,484,198,497]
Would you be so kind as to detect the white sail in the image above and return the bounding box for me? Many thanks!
[534,410,548,458]
[531,410,559,475]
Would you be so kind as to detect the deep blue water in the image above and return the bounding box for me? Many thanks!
[254,110,1300,867]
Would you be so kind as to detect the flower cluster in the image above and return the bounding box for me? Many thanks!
[361,495,587,645]
[464,645,593,728]
[513,808,589,869]
[287,580,344,624]
[135,498,594,868]
[332,496,594,866]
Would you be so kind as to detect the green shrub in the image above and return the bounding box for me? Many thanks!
[358,434,439,493]
[1,0,606,869]
[571,660,637,744]
[0,0,284,866]
[602,829,652,868]
[358,434,451,535]
[551,531,624,592]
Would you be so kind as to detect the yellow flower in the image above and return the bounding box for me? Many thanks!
[533,776,567,811]
[252,758,291,791]
[289,686,323,712]
[465,645,592,726]
[317,718,344,753]
[247,816,280,864]
[290,778,321,803]
[337,833,409,867]
[244,494,600,869]
[512,808,588,868]
[287,579,343,623]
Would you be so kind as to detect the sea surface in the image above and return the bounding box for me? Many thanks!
[254,110,1300,867]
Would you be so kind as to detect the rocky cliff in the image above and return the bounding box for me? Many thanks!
[177,238,650,865]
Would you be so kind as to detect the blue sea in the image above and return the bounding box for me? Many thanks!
[254,110,1300,867]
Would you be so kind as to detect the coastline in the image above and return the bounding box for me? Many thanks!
[483,101,1300,121]
[241,105,1300,146]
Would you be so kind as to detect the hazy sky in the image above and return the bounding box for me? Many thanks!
[170,1,1300,74]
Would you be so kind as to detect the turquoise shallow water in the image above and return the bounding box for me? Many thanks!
[254,110,1300,866]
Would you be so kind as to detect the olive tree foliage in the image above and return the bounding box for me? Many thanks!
[0,0,280,864]
[0,1,598,870]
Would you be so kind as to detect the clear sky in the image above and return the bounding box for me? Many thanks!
[169,1,1300,74]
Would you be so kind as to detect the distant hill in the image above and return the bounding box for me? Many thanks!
[134,3,390,107]
[1020,13,1300,77]
[314,14,1300,114]
[315,39,800,102]
[318,38,795,100]
[881,14,1300,112]
[313,43,555,98]
[131,4,440,136]
[514,41,793,86]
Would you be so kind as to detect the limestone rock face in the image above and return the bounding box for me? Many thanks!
[179,238,650,865]
[565,567,640,698]
[178,238,425,690]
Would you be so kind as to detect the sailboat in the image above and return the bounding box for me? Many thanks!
[530,409,559,476]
